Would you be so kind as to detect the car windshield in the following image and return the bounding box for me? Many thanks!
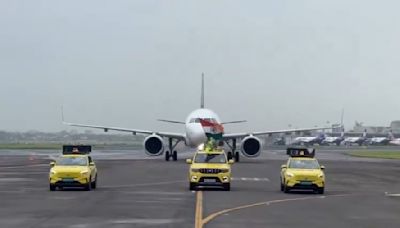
[194,153,226,163]
[289,159,320,169]
[57,157,87,166]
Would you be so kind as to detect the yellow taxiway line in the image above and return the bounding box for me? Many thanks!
[195,192,351,227]
[195,191,203,228]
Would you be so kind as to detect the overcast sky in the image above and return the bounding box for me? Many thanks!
[1,0,400,133]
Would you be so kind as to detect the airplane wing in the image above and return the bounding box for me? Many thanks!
[223,126,337,139]
[157,119,186,124]
[63,122,186,140]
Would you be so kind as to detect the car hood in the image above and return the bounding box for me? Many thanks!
[52,166,89,173]
[191,163,230,169]
[286,169,323,176]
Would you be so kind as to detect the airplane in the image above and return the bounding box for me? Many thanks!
[389,134,400,146]
[320,128,345,146]
[370,130,395,145]
[343,129,368,146]
[63,74,336,162]
[273,136,286,146]
[291,132,326,146]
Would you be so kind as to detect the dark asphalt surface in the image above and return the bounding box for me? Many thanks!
[0,147,399,228]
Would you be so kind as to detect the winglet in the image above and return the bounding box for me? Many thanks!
[61,105,65,123]
[201,73,204,109]
[61,105,71,126]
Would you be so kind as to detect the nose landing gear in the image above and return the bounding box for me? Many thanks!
[165,138,181,161]
[225,139,240,162]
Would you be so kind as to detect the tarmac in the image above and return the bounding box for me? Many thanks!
[0,147,399,228]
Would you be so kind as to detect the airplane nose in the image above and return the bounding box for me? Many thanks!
[186,124,207,147]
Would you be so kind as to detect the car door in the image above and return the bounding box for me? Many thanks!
[280,160,289,183]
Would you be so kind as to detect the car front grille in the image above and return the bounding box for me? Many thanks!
[296,175,318,181]
[199,168,221,174]
[57,172,81,178]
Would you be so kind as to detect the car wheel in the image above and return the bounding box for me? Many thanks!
[234,152,240,162]
[91,175,97,189]
[189,183,196,191]
[283,183,290,193]
[223,183,231,191]
[317,187,324,194]
[280,179,284,191]
[84,177,92,191]
[49,184,56,191]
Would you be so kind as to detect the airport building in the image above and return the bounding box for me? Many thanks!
[351,120,400,134]
[390,120,400,133]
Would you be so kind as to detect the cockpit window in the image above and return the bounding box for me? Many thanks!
[190,118,201,123]
[190,118,217,123]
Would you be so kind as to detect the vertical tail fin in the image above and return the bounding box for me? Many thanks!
[201,73,205,109]
[362,129,367,138]
[340,108,344,128]
[388,130,394,140]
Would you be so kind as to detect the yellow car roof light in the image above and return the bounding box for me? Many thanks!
[62,145,92,155]
[286,147,315,158]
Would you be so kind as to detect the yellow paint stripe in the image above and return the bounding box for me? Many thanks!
[195,190,351,227]
[195,191,203,228]
[202,195,344,226]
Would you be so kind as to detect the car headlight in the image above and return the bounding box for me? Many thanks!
[220,169,230,173]
[50,170,57,175]
[80,170,89,175]
[286,172,294,177]
[191,168,200,173]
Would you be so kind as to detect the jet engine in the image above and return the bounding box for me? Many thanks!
[240,136,262,157]
[144,135,164,156]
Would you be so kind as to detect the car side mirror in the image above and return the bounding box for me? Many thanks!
[281,164,287,169]
[320,165,325,170]
[89,162,95,166]
[228,159,235,164]
[50,161,55,167]
[186,159,192,164]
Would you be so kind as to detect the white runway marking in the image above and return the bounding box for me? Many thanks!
[101,180,185,188]
[232,177,270,182]
[0,177,33,182]
[119,191,187,195]
[111,218,182,225]
[0,164,48,169]
[385,192,400,197]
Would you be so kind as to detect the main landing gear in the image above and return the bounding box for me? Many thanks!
[225,139,240,162]
[165,138,181,161]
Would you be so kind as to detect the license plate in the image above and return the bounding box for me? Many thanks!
[62,178,74,182]
[300,181,312,185]
[204,179,216,183]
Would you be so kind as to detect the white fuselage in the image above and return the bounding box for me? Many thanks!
[323,137,340,143]
[294,137,317,143]
[389,138,400,146]
[344,137,360,143]
[184,108,222,147]
[370,137,389,144]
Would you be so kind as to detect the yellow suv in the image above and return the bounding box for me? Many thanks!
[49,145,97,191]
[186,150,234,191]
[280,147,325,194]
